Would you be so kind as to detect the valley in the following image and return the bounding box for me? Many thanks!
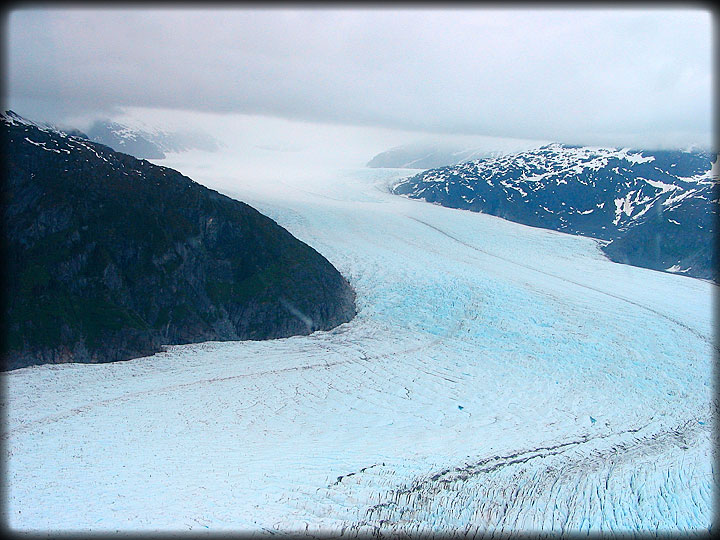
[3,162,715,534]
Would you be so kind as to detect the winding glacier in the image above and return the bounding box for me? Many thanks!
[3,165,716,535]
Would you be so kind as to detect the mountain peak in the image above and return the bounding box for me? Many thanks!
[2,110,45,129]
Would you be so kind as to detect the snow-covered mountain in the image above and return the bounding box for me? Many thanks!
[393,144,717,281]
[1,111,220,160]
[86,119,220,159]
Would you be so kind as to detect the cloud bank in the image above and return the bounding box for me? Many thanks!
[6,7,714,148]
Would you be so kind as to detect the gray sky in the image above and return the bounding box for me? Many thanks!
[5,6,714,149]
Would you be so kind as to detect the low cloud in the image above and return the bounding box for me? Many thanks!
[6,7,713,148]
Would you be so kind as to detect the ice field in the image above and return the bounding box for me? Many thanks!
[3,153,717,534]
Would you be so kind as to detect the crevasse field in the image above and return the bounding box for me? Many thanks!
[3,150,717,534]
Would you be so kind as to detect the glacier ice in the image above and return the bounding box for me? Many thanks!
[2,164,715,535]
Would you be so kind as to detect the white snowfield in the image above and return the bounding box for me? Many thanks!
[3,164,716,535]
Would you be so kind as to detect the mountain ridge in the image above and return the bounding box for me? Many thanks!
[392,143,717,281]
[85,119,220,159]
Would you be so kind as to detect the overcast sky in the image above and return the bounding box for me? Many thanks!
[5,7,714,149]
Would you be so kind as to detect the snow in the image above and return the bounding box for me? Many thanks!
[662,189,697,208]
[617,148,655,165]
[643,177,678,193]
[500,179,528,197]
[23,138,69,154]
[666,265,691,274]
[613,196,631,224]
[2,142,715,534]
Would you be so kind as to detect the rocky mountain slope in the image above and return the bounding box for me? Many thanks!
[2,111,355,370]
[393,144,717,281]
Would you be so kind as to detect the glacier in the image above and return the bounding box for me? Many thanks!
[3,159,716,534]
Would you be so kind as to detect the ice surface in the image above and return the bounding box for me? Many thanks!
[3,149,716,535]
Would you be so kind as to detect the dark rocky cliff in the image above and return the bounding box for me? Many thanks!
[2,112,356,370]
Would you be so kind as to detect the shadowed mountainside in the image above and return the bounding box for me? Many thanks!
[2,111,356,370]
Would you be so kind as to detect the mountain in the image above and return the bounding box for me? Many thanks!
[1,111,356,370]
[86,119,220,159]
[392,144,718,281]
[367,139,545,169]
